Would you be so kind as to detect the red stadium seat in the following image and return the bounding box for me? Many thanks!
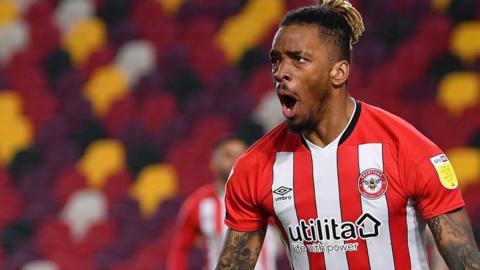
[104,95,137,137]
[138,91,177,136]
[53,167,88,206]
[102,170,132,206]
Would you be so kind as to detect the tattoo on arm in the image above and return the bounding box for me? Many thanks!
[216,228,266,270]
[427,209,480,270]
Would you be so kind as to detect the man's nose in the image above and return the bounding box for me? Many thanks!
[273,63,291,82]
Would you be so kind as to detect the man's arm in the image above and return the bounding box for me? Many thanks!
[427,207,480,269]
[216,227,266,270]
[166,199,200,270]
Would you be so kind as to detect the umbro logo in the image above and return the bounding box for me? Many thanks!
[273,186,293,195]
[273,186,293,201]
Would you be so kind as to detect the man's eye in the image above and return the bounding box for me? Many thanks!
[295,56,307,63]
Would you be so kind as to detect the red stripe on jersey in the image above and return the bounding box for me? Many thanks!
[337,145,370,269]
[294,145,325,269]
[383,146,411,269]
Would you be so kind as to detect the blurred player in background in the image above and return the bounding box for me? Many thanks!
[167,137,281,270]
[216,0,480,269]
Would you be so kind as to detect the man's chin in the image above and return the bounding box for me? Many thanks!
[286,118,315,134]
[287,120,304,133]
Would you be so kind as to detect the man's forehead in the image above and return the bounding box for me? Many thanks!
[271,24,322,50]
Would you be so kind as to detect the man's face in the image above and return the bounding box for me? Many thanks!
[211,139,247,184]
[270,24,335,132]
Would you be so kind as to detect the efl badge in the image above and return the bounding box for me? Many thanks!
[358,168,388,199]
[430,154,458,189]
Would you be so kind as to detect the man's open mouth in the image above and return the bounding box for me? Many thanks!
[278,92,298,118]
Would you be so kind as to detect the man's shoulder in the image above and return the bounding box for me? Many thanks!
[360,101,440,153]
[183,184,217,206]
[237,121,297,166]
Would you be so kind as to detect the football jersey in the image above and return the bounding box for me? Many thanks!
[168,184,280,270]
[225,100,464,270]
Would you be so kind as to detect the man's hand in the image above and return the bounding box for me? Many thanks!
[427,208,480,269]
[216,228,266,270]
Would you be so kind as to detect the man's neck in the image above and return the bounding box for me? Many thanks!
[303,94,355,148]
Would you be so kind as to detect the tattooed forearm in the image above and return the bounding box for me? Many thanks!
[216,228,266,270]
[427,209,480,270]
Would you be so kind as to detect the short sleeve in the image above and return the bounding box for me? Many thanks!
[407,150,465,219]
[224,158,268,232]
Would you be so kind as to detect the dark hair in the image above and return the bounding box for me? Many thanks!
[279,1,364,63]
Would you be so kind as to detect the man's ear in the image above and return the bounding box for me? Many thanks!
[329,60,350,87]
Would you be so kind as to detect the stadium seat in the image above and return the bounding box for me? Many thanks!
[19,88,59,131]
[54,167,88,205]
[22,260,59,270]
[432,0,453,12]
[437,71,480,117]
[130,164,178,217]
[54,0,94,35]
[80,45,115,77]
[115,40,156,86]
[60,189,108,240]
[63,17,106,65]
[252,91,284,133]
[108,18,139,49]
[102,170,132,206]
[104,95,137,137]
[450,21,480,63]
[0,0,17,30]
[214,0,285,63]
[138,91,177,136]
[0,20,29,65]
[77,139,126,188]
[83,65,128,116]
[157,0,186,16]
[246,66,275,103]
[447,147,480,190]
[0,91,33,165]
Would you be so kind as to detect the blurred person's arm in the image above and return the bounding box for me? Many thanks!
[427,208,480,269]
[166,197,201,270]
[216,227,266,270]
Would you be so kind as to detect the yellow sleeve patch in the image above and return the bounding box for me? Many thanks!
[430,154,459,189]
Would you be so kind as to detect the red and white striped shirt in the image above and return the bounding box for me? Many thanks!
[225,100,464,270]
[168,184,280,270]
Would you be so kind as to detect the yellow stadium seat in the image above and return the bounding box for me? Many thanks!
[77,139,126,188]
[437,72,480,117]
[215,0,285,63]
[447,148,480,190]
[450,21,480,63]
[130,164,178,217]
[0,91,33,165]
[63,17,106,65]
[431,0,452,12]
[83,65,128,116]
[0,1,17,30]
[157,0,185,16]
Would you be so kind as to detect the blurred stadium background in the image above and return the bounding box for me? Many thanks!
[0,0,479,269]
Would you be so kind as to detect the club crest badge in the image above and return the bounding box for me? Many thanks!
[358,168,388,199]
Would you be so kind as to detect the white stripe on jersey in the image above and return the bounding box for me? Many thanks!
[406,199,429,270]
[310,146,349,270]
[272,152,309,270]
[200,198,221,270]
[358,143,395,270]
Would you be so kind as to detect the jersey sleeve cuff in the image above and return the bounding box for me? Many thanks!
[422,201,465,220]
[225,219,266,232]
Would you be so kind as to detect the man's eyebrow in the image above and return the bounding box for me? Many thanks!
[269,50,280,58]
